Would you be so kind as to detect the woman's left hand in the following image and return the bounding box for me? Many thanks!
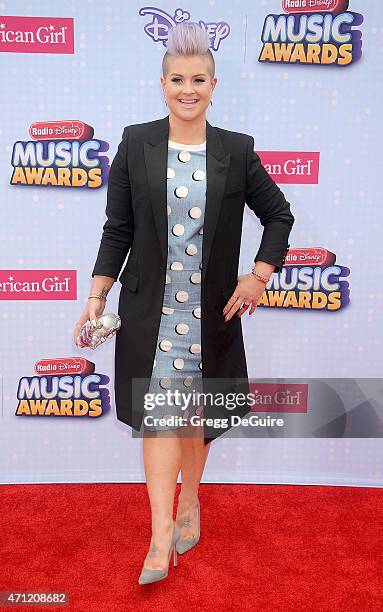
[222,273,267,321]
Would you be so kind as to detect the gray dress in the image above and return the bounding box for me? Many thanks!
[143,139,206,432]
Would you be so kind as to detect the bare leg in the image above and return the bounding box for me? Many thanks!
[141,432,182,570]
[176,418,211,539]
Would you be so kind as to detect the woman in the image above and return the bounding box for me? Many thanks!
[73,22,294,584]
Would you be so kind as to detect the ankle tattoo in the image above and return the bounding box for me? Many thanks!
[148,544,159,558]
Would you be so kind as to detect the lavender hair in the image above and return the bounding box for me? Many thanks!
[162,22,215,77]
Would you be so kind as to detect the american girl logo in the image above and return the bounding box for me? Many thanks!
[259,1,363,66]
[0,16,74,54]
[260,247,350,311]
[10,120,110,189]
[258,151,320,184]
[139,6,230,50]
[0,270,76,300]
[16,357,111,418]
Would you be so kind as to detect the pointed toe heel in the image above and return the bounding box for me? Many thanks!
[138,521,180,585]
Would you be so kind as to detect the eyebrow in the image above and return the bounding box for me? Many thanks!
[170,73,207,77]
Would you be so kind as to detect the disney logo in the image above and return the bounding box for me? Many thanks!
[54,123,82,137]
[139,6,230,51]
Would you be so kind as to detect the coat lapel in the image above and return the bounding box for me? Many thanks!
[143,114,230,283]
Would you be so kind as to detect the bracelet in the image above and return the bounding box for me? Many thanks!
[250,268,270,284]
[88,294,107,300]
[88,288,108,300]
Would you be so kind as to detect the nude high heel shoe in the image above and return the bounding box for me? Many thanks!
[138,521,180,585]
[176,499,200,554]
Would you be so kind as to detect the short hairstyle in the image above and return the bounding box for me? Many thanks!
[162,22,215,78]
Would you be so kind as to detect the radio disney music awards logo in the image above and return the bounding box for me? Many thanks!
[16,358,110,418]
[257,151,320,184]
[139,6,229,50]
[0,270,77,301]
[0,15,74,54]
[10,121,110,189]
[259,0,363,66]
[260,247,350,311]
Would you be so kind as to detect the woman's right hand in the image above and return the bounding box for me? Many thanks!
[73,298,106,347]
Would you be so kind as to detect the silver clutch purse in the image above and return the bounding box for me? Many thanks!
[76,313,121,349]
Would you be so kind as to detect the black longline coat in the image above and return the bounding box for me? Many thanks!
[92,114,295,445]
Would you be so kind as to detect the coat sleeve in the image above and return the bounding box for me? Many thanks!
[245,135,294,273]
[91,126,134,280]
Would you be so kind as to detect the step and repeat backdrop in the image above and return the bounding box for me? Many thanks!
[1,0,382,485]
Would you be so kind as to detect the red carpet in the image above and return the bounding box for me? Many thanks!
[1,483,382,611]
